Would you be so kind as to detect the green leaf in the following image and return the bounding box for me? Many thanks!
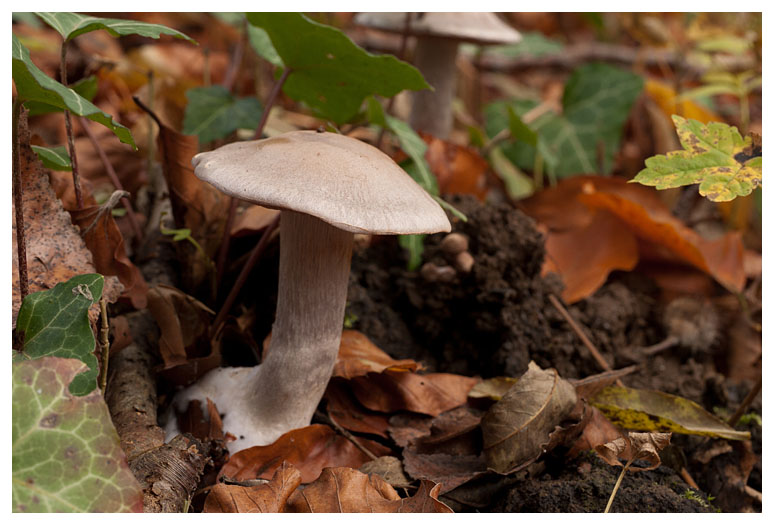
[399,234,425,271]
[183,85,263,143]
[12,357,143,512]
[385,116,437,195]
[591,385,750,441]
[26,75,98,116]
[488,146,534,200]
[12,35,135,148]
[632,116,762,202]
[507,105,538,147]
[485,64,643,178]
[31,145,72,171]
[481,31,564,58]
[14,274,104,396]
[35,12,195,43]
[247,24,284,67]
[246,12,429,124]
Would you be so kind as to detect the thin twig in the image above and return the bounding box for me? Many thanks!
[727,375,762,428]
[221,17,247,92]
[13,100,29,301]
[375,12,413,150]
[77,116,144,243]
[641,335,679,356]
[60,40,84,209]
[211,214,280,337]
[98,295,110,395]
[604,457,634,513]
[548,294,623,387]
[315,410,378,462]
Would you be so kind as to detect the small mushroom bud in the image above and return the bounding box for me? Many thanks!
[440,232,469,255]
[454,251,475,273]
[421,262,457,282]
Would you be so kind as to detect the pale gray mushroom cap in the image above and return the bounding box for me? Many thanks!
[354,12,522,45]
[192,130,451,235]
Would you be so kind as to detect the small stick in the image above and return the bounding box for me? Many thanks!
[315,410,378,462]
[13,100,29,301]
[604,457,634,513]
[641,335,679,356]
[679,467,700,491]
[727,375,762,428]
[548,294,623,387]
[98,295,110,395]
[375,12,412,150]
[77,116,144,243]
[60,40,84,209]
[211,214,280,337]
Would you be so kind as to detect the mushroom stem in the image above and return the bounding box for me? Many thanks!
[410,36,460,139]
[252,210,353,435]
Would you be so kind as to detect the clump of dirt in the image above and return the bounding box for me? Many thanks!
[492,454,715,513]
[347,195,661,380]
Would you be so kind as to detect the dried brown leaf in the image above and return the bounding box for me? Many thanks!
[481,362,577,474]
[325,379,391,438]
[359,456,413,489]
[402,450,487,494]
[203,461,302,512]
[594,432,671,472]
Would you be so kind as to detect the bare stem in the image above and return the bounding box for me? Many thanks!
[78,116,144,242]
[60,40,84,209]
[727,375,762,427]
[604,458,634,513]
[99,295,110,395]
[13,99,29,301]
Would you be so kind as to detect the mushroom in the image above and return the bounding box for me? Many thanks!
[354,12,522,139]
[165,130,450,452]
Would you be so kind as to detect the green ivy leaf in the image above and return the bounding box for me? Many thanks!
[399,234,426,271]
[485,63,642,178]
[35,12,195,43]
[12,357,143,512]
[385,116,437,195]
[31,145,72,171]
[13,274,104,396]
[183,85,263,143]
[632,116,762,202]
[246,12,429,124]
[12,35,135,148]
[247,24,284,67]
[591,385,750,441]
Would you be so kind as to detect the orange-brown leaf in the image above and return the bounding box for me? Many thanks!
[423,134,490,200]
[334,330,420,379]
[203,462,302,513]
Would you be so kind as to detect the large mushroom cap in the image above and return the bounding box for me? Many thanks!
[354,12,522,45]
[192,130,451,235]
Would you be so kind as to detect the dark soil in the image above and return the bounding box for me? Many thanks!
[345,194,761,512]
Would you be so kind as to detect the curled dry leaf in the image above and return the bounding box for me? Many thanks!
[333,330,420,379]
[481,362,577,474]
[595,432,671,472]
[325,379,390,438]
[350,370,479,417]
[285,467,452,513]
[12,112,120,322]
[70,197,148,309]
[467,376,518,401]
[591,385,750,441]
[567,405,624,457]
[203,461,302,513]
[359,456,413,489]
[219,424,389,484]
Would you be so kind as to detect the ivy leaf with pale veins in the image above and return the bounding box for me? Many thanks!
[30,145,72,171]
[12,35,135,148]
[632,115,762,202]
[183,85,263,143]
[246,12,429,124]
[12,357,143,512]
[14,274,104,396]
[35,12,195,42]
[481,362,577,474]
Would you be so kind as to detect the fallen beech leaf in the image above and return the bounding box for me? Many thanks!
[571,366,638,401]
[231,204,280,237]
[203,462,302,513]
[70,197,148,309]
[156,117,228,291]
[543,208,638,303]
[422,133,489,200]
[402,450,487,494]
[220,424,389,484]
[146,284,215,370]
[12,111,120,322]
[285,467,452,513]
[388,413,434,448]
[334,330,420,379]
[591,385,750,440]
[350,370,478,417]
[568,405,624,457]
[178,398,225,442]
[595,432,671,472]
[325,379,390,438]
[481,362,577,474]
[467,377,518,401]
[359,456,413,489]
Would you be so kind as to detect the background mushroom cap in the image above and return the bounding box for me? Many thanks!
[354,12,522,45]
[192,130,451,235]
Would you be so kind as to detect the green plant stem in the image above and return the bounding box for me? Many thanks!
[604,457,634,513]
[60,40,84,209]
[13,99,29,301]
[214,67,291,290]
